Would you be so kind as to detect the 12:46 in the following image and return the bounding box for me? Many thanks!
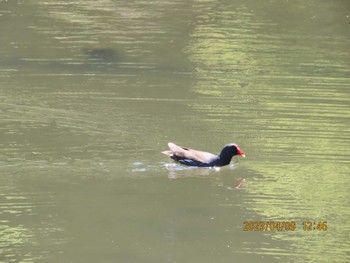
[302,221,328,231]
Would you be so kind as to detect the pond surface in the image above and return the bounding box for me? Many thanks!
[1,0,350,262]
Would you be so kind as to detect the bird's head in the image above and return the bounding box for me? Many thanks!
[219,144,245,159]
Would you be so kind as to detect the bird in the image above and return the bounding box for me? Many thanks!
[162,142,245,167]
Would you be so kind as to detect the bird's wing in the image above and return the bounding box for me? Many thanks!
[167,142,217,164]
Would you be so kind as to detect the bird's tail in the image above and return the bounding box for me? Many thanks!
[161,150,173,156]
[162,142,177,156]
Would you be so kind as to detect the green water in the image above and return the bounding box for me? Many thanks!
[1,0,349,262]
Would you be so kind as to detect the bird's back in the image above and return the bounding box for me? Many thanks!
[164,142,218,165]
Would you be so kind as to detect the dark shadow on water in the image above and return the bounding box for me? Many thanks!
[82,47,120,62]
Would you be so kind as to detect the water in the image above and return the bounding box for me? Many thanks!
[1,0,349,262]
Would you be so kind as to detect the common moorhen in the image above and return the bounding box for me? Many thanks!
[162,142,245,167]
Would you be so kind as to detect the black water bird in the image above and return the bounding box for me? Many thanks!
[162,142,245,167]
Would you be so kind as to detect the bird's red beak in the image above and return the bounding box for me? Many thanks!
[237,147,245,158]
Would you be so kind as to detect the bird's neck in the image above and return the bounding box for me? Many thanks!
[218,154,232,166]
